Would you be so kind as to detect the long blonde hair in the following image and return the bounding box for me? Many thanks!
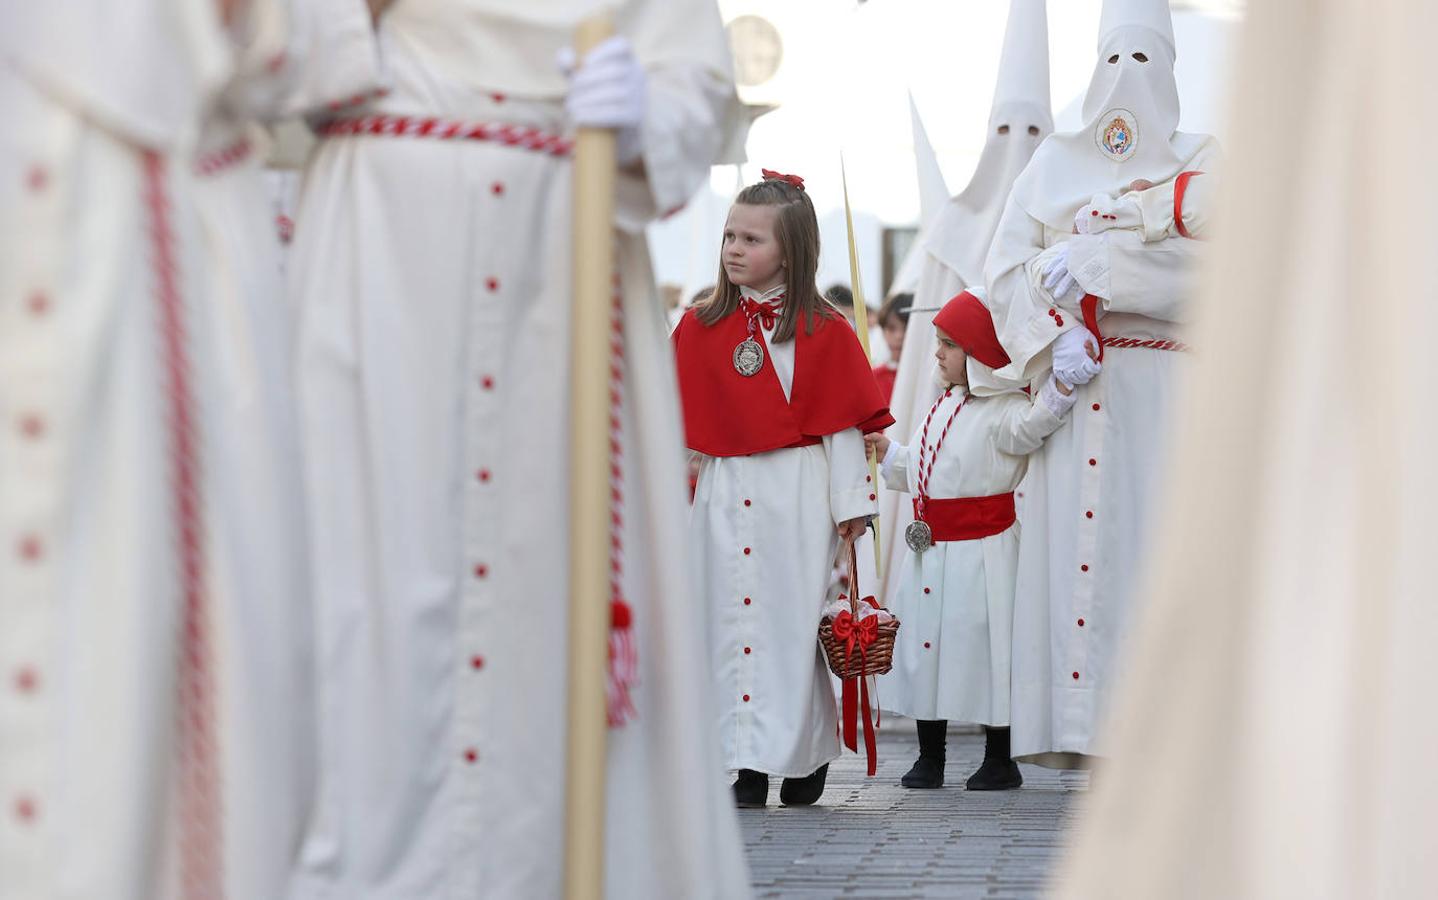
[695,177,837,343]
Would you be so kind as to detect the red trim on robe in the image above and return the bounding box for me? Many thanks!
[1174,170,1204,240]
[673,307,895,457]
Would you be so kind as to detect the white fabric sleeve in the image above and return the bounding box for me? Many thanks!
[1136,181,1179,242]
[278,0,388,119]
[1086,191,1145,235]
[1064,233,1112,302]
[615,64,739,234]
[1132,171,1214,242]
[879,441,910,492]
[1084,229,1209,324]
[994,389,1069,457]
[825,428,878,526]
[983,197,1064,385]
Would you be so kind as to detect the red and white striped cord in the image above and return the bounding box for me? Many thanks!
[193,137,252,177]
[913,388,966,521]
[143,150,224,900]
[606,283,637,727]
[1100,336,1190,352]
[316,115,574,157]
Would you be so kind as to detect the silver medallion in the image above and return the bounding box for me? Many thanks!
[733,338,764,376]
[905,519,934,554]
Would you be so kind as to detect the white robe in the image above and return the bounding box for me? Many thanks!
[984,141,1218,765]
[0,10,314,897]
[1056,1,1438,896]
[879,387,1065,725]
[288,5,749,898]
[691,288,878,778]
[876,257,963,606]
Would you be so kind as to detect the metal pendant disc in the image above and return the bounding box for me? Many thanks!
[733,338,764,376]
[905,520,934,554]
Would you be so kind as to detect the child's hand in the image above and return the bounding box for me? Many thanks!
[837,517,868,542]
[862,431,890,463]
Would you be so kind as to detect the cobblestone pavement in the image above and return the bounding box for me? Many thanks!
[739,721,1089,899]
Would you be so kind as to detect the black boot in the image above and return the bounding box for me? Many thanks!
[965,726,1023,791]
[779,763,829,806]
[901,719,946,789]
[732,768,769,808]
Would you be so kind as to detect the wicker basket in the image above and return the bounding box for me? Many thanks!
[818,534,899,679]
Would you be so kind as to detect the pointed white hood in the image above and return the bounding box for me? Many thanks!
[923,0,1054,291]
[1009,0,1215,231]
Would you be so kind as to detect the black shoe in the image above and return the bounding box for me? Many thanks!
[964,757,1023,790]
[965,726,1023,791]
[733,769,769,808]
[900,718,947,789]
[779,764,829,806]
[900,755,944,789]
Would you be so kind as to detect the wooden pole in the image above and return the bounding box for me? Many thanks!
[840,156,883,577]
[565,15,616,900]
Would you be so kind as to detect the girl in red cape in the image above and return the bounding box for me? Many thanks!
[673,171,892,808]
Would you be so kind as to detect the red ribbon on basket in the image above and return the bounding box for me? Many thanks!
[832,597,881,776]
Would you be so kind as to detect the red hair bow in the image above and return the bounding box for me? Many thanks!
[761,168,805,191]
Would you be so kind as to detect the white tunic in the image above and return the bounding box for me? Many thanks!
[0,8,314,897]
[288,6,749,898]
[879,386,1066,725]
[691,286,878,778]
[875,256,964,607]
[984,142,1218,765]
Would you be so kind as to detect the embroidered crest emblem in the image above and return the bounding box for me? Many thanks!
[1096,108,1139,162]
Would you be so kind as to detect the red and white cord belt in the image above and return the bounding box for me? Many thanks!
[316,114,574,157]
[194,137,252,176]
[1099,336,1190,352]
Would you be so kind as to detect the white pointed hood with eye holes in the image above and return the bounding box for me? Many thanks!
[1009,0,1218,232]
[923,0,1054,288]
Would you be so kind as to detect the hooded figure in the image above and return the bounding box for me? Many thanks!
[878,0,1054,609]
[1054,0,1438,896]
[982,0,1221,769]
[873,288,1078,791]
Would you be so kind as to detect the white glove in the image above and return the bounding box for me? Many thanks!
[1042,242,1080,302]
[559,36,647,164]
[1038,373,1078,417]
[1051,326,1102,387]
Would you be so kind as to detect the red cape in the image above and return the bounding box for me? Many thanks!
[673,307,895,457]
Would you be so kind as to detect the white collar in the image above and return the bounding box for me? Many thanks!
[738,283,787,304]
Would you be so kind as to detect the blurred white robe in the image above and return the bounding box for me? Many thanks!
[1056,0,1438,896]
[288,3,750,897]
[0,2,314,897]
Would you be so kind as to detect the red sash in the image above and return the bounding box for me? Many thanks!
[912,493,1016,542]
